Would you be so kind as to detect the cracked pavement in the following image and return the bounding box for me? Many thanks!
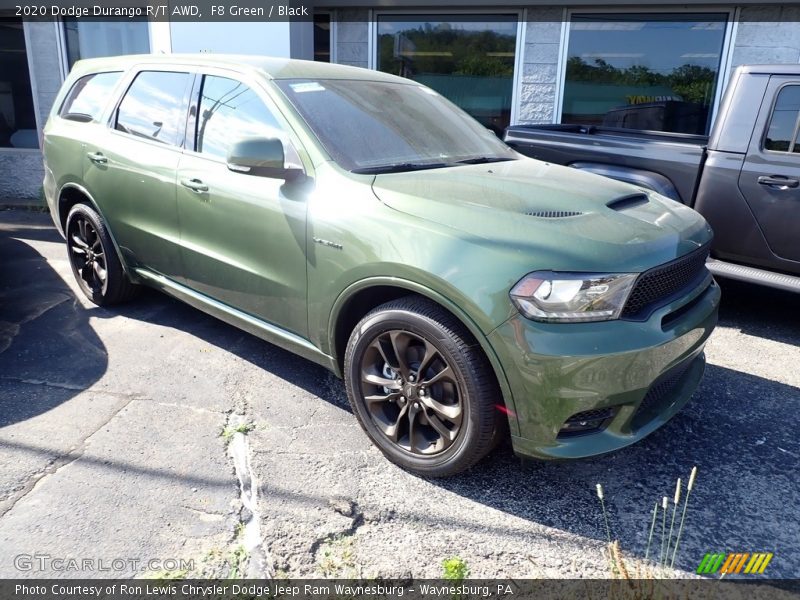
[1,209,798,580]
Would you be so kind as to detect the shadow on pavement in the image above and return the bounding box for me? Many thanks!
[3,212,797,575]
[0,219,108,427]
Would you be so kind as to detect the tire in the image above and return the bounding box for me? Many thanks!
[344,296,503,477]
[65,203,137,306]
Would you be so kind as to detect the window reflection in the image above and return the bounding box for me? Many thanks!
[765,86,800,153]
[196,76,287,161]
[60,72,122,121]
[563,14,728,135]
[377,15,518,136]
[116,71,191,147]
[0,18,37,148]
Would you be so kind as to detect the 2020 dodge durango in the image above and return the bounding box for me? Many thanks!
[43,55,720,476]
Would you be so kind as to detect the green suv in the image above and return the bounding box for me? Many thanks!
[43,55,720,476]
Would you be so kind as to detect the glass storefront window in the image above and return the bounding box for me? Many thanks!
[314,13,331,62]
[64,19,150,70]
[377,15,518,136]
[0,18,37,149]
[563,13,728,135]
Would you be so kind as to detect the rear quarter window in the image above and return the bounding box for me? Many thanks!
[59,72,122,122]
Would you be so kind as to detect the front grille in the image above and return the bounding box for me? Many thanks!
[622,244,710,320]
[631,356,697,429]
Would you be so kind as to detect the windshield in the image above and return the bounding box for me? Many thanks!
[275,78,516,173]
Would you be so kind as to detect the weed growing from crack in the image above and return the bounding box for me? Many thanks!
[442,556,469,581]
[227,544,249,579]
[221,422,255,441]
[319,534,356,577]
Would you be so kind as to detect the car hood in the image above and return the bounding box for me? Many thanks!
[370,158,712,271]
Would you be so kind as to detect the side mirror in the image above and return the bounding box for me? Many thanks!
[226,137,303,180]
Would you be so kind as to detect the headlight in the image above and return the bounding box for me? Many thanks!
[510,272,638,323]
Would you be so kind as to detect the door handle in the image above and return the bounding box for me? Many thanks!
[758,175,799,189]
[180,178,208,193]
[86,151,107,164]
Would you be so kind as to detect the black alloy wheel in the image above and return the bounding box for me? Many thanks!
[65,203,137,306]
[344,296,503,476]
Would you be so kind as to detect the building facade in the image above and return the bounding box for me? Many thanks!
[2,3,800,199]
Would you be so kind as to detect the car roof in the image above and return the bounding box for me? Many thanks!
[70,53,412,84]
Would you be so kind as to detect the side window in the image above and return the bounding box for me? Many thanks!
[196,75,300,166]
[59,72,122,122]
[116,71,192,147]
[764,85,800,153]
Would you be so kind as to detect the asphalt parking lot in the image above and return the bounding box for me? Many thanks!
[1,208,798,579]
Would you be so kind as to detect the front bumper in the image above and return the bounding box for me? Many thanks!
[488,279,720,460]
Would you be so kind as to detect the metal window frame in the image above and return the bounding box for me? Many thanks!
[556,6,738,131]
[370,8,525,125]
[314,9,335,63]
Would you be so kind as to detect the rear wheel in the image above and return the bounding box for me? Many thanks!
[65,203,137,306]
[344,296,502,477]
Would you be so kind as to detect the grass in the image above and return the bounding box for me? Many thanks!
[595,466,700,579]
[227,544,249,579]
[318,534,357,577]
[442,556,469,581]
[221,422,255,441]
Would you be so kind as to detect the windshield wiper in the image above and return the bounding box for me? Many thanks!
[351,162,456,175]
[455,156,516,165]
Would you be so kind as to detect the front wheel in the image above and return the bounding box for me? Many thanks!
[344,297,502,477]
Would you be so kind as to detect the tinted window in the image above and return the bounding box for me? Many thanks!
[563,13,728,135]
[376,15,518,137]
[60,72,122,122]
[0,18,37,148]
[276,78,515,172]
[116,71,191,147]
[313,13,331,62]
[765,86,800,153]
[196,75,286,160]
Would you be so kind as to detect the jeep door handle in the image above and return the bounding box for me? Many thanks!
[758,175,799,189]
[180,178,208,193]
[86,151,107,164]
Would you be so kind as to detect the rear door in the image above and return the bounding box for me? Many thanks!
[82,68,193,280]
[738,77,800,264]
[175,71,309,337]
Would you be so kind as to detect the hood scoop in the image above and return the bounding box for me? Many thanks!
[525,210,584,218]
[607,194,649,211]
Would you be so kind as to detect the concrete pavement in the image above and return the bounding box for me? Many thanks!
[1,208,798,579]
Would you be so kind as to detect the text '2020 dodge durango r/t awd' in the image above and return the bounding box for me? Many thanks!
[43,55,720,476]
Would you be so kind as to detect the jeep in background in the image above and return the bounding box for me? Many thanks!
[505,65,800,293]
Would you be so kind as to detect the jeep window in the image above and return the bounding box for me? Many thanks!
[59,72,122,123]
[764,85,800,153]
[115,71,192,147]
[195,75,299,166]
[275,79,515,173]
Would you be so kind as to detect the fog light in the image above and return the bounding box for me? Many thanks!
[558,407,616,438]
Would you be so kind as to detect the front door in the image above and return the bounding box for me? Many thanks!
[738,77,800,265]
[176,74,309,337]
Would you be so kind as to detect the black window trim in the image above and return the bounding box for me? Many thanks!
[109,67,195,150]
[762,81,800,156]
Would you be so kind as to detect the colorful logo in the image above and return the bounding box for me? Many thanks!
[697,552,773,575]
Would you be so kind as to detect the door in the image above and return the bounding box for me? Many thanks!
[176,74,309,337]
[82,69,193,279]
[738,78,800,264]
